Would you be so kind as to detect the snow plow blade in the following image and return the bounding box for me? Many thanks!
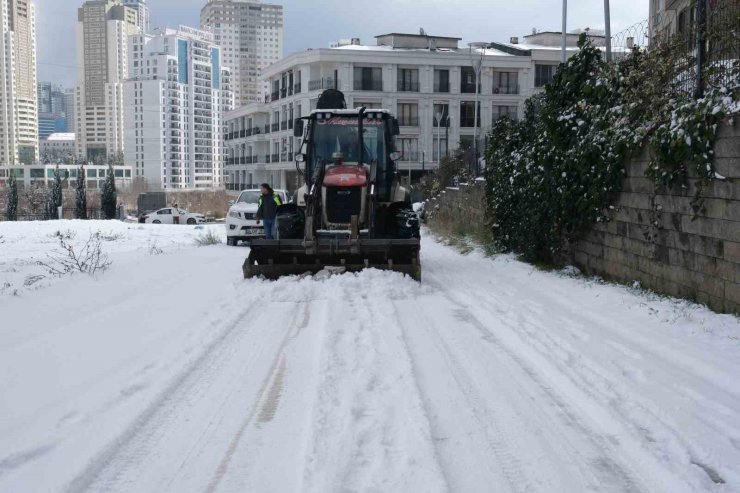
[243,238,421,281]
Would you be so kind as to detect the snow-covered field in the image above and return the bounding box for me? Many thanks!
[0,221,738,493]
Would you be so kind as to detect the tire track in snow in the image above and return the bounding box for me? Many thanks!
[299,278,447,493]
[421,244,712,492]
[443,283,725,491]
[69,290,305,493]
[204,302,310,493]
[394,301,537,493]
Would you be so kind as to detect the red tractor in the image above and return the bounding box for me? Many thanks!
[243,89,421,281]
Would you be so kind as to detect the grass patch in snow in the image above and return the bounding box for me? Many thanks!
[194,229,222,246]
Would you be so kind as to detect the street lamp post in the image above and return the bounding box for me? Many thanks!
[445,115,450,159]
[435,110,442,166]
[561,0,568,63]
[469,42,487,177]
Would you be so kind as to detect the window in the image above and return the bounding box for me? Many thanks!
[397,68,419,92]
[397,103,419,126]
[432,135,448,161]
[396,137,418,162]
[461,67,478,93]
[460,101,480,127]
[353,67,382,91]
[493,71,518,94]
[433,103,449,126]
[535,64,557,87]
[493,105,518,121]
[434,69,450,93]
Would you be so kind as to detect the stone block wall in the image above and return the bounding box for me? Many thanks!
[571,119,740,313]
[426,120,739,314]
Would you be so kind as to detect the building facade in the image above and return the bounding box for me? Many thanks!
[0,0,38,165]
[38,82,73,139]
[0,163,133,190]
[121,0,149,34]
[75,0,139,164]
[39,132,75,163]
[223,33,575,191]
[200,0,283,106]
[123,26,233,189]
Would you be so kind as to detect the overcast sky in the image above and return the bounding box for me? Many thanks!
[36,0,649,87]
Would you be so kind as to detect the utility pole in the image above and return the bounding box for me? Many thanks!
[435,110,442,166]
[695,0,707,98]
[469,42,486,177]
[561,0,568,63]
[604,0,612,62]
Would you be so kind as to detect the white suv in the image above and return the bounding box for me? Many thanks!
[226,189,290,246]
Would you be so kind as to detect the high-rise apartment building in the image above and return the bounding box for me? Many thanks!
[124,26,233,189]
[200,0,283,106]
[75,0,139,163]
[37,82,73,139]
[121,0,149,33]
[0,0,38,164]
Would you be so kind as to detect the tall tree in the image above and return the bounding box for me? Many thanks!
[75,165,88,220]
[5,174,18,221]
[101,164,117,220]
[45,166,64,220]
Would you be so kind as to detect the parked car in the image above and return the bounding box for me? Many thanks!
[226,188,290,246]
[143,208,206,225]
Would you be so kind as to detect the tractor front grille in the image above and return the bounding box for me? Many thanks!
[325,187,361,224]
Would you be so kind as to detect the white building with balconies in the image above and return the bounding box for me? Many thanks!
[124,25,233,189]
[223,32,579,192]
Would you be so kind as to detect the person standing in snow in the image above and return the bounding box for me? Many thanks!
[256,183,282,240]
[172,203,180,225]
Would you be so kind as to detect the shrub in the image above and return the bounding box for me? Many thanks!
[485,33,738,263]
[38,231,112,276]
[194,229,222,246]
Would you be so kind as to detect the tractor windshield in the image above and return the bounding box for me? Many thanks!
[311,117,386,165]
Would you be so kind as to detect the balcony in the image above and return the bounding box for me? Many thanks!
[397,81,420,92]
[461,83,481,94]
[492,85,520,95]
[264,124,270,134]
[264,155,271,163]
[354,81,382,92]
[398,117,419,127]
[434,83,450,93]
[271,153,280,163]
[280,87,287,98]
[271,123,279,132]
[398,152,419,162]
[308,78,337,91]
[281,121,288,131]
[294,83,301,94]
[271,91,279,101]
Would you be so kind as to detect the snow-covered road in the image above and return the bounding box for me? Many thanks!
[1,222,738,493]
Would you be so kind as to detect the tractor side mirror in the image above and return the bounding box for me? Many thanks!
[293,119,304,137]
[391,118,400,136]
